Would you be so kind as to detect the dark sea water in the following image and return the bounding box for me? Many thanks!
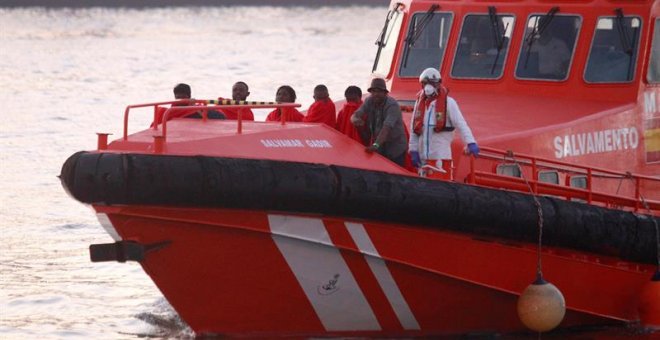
[0,5,385,339]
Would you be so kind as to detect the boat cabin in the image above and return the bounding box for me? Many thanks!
[374,0,659,175]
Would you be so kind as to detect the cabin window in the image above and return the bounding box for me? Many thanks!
[568,175,587,189]
[538,170,559,184]
[373,4,404,77]
[648,18,660,83]
[515,14,581,81]
[496,163,521,177]
[398,11,453,77]
[585,16,642,83]
[567,175,587,202]
[451,14,514,79]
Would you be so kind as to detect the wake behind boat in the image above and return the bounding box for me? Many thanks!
[60,0,659,337]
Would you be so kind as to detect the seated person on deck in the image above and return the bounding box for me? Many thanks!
[335,85,367,145]
[218,81,255,121]
[153,83,224,126]
[179,82,224,120]
[303,84,336,127]
[265,85,304,122]
[173,83,191,101]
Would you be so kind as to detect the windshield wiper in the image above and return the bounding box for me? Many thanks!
[615,8,636,56]
[614,8,639,80]
[402,4,440,68]
[372,3,403,72]
[488,6,509,74]
[523,6,559,68]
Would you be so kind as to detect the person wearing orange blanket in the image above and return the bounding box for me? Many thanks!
[152,83,210,127]
[219,81,255,121]
[335,85,366,145]
[265,85,304,122]
[303,84,336,127]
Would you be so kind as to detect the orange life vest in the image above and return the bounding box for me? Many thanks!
[412,87,453,136]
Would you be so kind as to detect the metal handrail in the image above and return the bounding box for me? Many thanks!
[122,99,301,140]
[123,100,186,140]
[466,146,659,213]
[472,147,659,182]
[160,103,301,140]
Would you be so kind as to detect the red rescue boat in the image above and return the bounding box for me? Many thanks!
[61,0,660,337]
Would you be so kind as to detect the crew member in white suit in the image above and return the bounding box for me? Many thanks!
[408,68,479,180]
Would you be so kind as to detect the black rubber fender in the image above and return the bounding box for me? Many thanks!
[60,151,659,264]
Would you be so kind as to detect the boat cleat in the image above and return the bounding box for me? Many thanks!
[89,240,170,263]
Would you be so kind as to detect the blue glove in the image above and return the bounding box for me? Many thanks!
[410,151,421,168]
[467,143,480,157]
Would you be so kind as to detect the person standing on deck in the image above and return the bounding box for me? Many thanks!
[219,81,255,121]
[350,78,408,166]
[266,85,304,122]
[303,84,336,127]
[336,86,367,145]
[409,68,479,180]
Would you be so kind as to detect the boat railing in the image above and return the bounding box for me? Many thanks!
[121,99,301,140]
[122,100,183,140]
[465,146,660,214]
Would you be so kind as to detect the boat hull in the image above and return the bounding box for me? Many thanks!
[94,206,652,336]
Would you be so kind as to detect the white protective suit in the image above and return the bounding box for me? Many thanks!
[408,95,476,161]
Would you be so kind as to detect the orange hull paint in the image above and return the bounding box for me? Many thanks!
[93,206,653,336]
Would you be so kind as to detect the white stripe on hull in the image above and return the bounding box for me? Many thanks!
[345,222,420,330]
[268,215,381,331]
[96,213,121,241]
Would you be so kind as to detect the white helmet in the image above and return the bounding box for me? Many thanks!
[419,68,441,83]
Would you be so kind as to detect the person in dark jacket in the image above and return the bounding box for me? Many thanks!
[350,78,408,166]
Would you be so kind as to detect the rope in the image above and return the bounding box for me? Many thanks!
[627,176,660,272]
[615,174,625,195]
[508,151,545,279]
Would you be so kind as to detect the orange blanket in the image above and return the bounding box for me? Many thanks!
[303,98,336,127]
[335,101,366,145]
[265,107,304,122]
[221,107,255,121]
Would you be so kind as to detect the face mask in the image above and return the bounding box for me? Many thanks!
[423,84,437,96]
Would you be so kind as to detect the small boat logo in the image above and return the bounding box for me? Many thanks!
[318,274,340,295]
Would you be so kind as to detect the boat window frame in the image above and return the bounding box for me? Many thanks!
[397,10,454,78]
[648,18,660,84]
[514,13,582,82]
[538,170,559,185]
[566,174,587,202]
[584,15,643,84]
[450,12,516,80]
[568,175,587,189]
[496,163,522,178]
[372,4,405,78]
